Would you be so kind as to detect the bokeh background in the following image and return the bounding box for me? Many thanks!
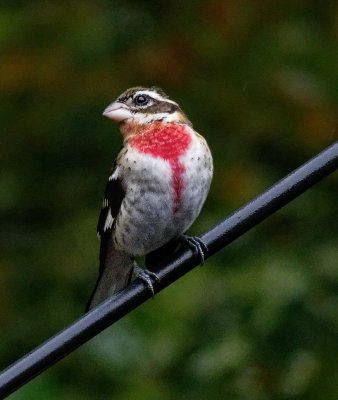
[1,1,338,399]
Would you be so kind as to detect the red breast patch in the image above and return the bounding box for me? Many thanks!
[130,123,191,211]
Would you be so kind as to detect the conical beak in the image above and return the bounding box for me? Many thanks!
[103,102,133,122]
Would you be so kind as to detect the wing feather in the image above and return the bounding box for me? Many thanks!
[97,159,125,273]
[86,157,126,311]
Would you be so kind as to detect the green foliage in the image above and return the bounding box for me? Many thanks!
[0,1,337,399]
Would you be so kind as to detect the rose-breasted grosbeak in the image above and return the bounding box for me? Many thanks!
[86,87,213,310]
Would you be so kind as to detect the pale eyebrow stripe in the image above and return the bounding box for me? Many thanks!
[134,90,178,105]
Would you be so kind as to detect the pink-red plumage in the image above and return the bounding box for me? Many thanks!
[130,122,191,211]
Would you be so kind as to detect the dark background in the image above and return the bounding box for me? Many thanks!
[1,1,337,399]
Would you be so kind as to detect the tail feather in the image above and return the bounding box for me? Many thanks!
[86,243,133,312]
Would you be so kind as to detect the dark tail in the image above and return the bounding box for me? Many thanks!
[85,243,133,312]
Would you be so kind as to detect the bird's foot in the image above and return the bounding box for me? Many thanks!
[180,235,208,265]
[133,263,160,296]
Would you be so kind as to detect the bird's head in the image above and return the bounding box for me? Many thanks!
[103,87,191,134]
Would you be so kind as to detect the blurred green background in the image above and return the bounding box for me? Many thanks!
[1,1,338,399]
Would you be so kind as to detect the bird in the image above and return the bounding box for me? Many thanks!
[86,86,213,311]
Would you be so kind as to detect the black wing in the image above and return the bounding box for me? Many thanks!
[85,159,125,312]
[96,159,125,273]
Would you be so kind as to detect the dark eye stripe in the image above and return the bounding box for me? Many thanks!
[118,95,132,102]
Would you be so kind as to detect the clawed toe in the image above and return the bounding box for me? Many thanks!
[133,263,160,296]
[180,235,208,265]
[147,270,160,282]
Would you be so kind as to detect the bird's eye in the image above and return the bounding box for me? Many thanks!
[135,94,148,105]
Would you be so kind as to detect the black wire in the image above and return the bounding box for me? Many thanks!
[0,141,337,399]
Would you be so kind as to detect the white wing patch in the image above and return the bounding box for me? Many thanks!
[109,168,119,181]
[103,209,114,232]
